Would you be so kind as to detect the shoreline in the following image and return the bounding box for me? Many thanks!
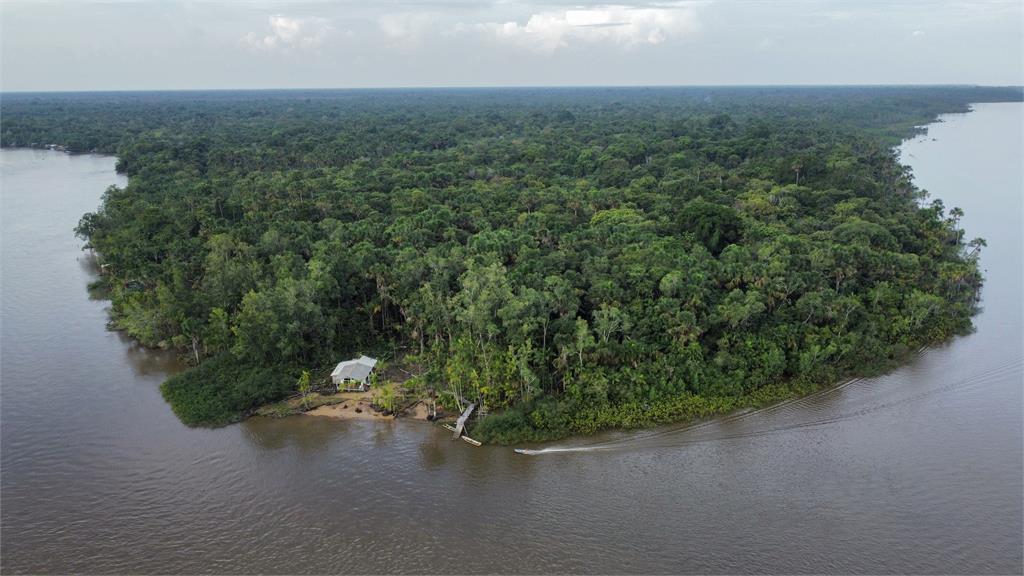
[254,388,444,424]
[251,331,942,447]
[304,396,434,422]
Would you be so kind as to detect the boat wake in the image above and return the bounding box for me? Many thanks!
[515,446,612,455]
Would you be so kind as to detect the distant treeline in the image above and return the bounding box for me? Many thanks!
[2,86,1019,440]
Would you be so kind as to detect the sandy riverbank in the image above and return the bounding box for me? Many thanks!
[302,391,436,422]
[255,384,446,422]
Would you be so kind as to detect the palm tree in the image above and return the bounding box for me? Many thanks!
[949,207,965,244]
[966,237,987,259]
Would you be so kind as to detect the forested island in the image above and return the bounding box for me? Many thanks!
[2,86,1020,443]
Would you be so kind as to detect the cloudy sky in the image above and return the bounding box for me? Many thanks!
[1,0,1021,91]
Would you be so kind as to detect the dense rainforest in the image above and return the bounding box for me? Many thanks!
[2,86,1021,442]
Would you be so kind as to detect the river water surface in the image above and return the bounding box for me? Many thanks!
[1,103,1021,574]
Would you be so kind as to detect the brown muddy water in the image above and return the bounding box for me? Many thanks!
[1,103,1021,574]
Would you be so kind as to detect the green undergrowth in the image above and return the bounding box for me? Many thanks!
[160,354,293,426]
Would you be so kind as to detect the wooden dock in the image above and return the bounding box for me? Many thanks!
[442,422,482,447]
[452,403,476,439]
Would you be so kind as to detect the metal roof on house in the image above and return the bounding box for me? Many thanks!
[330,355,378,381]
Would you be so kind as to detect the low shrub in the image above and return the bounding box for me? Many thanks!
[160,353,293,426]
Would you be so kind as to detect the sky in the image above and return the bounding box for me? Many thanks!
[1,0,1021,91]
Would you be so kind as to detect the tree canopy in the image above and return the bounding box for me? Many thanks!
[3,86,1018,440]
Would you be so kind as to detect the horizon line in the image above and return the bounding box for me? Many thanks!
[2,83,1023,96]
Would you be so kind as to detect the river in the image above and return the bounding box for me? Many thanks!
[1,102,1021,574]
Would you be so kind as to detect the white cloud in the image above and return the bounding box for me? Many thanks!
[378,12,437,43]
[478,4,701,53]
[244,15,332,51]
[758,36,779,51]
[911,29,926,37]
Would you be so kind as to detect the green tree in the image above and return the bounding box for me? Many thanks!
[297,370,312,409]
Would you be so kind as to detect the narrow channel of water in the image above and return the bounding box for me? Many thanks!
[1,103,1021,573]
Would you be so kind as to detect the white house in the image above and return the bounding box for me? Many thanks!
[331,355,378,392]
